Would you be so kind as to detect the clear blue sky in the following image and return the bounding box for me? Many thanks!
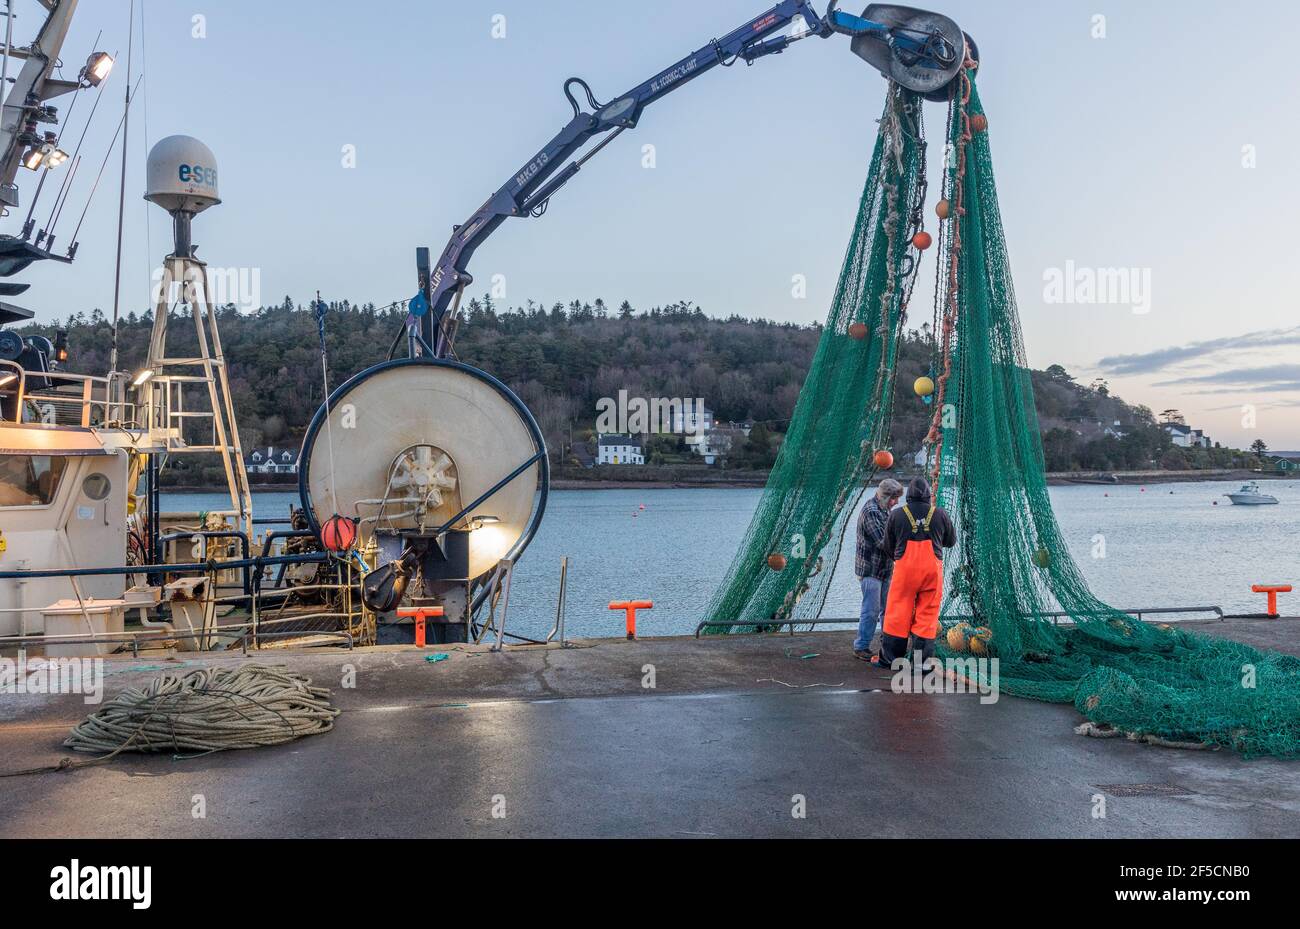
[10,0,1300,447]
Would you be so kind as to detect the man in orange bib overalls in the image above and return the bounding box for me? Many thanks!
[878,476,956,666]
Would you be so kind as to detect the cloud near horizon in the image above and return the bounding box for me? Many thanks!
[1152,363,1300,393]
[1097,327,1300,377]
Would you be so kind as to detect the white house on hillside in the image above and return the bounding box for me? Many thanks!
[668,400,714,437]
[669,400,717,462]
[694,427,743,466]
[246,446,299,475]
[1164,423,1211,448]
[596,434,644,465]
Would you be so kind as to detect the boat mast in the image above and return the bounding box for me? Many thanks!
[1,3,14,111]
[0,0,81,210]
[109,0,134,375]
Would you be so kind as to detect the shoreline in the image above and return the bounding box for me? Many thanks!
[160,468,1292,495]
[1043,468,1292,487]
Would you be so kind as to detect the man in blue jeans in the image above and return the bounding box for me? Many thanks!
[854,478,903,660]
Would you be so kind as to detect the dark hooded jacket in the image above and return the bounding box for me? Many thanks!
[882,479,957,562]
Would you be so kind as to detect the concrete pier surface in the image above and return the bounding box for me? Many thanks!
[0,618,1297,839]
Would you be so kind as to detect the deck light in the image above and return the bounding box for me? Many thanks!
[81,52,114,87]
[471,514,501,530]
[20,142,69,171]
[0,372,16,388]
[132,368,154,387]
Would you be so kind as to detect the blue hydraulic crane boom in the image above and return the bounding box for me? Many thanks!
[408,2,975,356]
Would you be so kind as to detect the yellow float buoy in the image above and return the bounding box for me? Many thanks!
[969,626,992,655]
[914,376,935,397]
[946,621,972,653]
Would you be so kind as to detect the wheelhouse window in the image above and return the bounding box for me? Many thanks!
[0,454,68,506]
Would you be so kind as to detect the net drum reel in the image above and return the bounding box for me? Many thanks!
[297,358,548,644]
[824,2,978,100]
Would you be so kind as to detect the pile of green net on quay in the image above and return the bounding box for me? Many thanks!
[704,67,1300,759]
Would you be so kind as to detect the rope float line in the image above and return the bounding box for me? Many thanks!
[926,58,977,489]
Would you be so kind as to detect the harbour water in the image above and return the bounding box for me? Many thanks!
[166,479,1299,640]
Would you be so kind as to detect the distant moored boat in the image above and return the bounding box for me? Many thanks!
[1225,482,1279,505]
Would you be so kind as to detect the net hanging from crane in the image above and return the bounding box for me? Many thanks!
[705,69,1300,759]
[703,82,925,630]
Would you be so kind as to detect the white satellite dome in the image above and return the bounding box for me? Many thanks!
[145,135,221,214]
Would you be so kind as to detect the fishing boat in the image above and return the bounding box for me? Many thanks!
[0,1,371,657]
[1224,481,1278,505]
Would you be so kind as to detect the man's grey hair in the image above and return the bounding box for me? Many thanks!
[875,478,904,501]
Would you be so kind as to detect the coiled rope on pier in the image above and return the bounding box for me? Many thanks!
[65,664,339,756]
[1,664,339,777]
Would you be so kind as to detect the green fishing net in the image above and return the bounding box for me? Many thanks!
[706,71,1300,759]
[701,83,923,630]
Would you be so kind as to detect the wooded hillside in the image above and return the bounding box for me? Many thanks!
[17,295,1259,483]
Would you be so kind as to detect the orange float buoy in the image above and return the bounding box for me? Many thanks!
[320,514,358,552]
[912,231,932,250]
[970,113,988,133]
[873,449,894,469]
[946,621,973,653]
[935,199,950,219]
[767,552,787,571]
[847,321,868,340]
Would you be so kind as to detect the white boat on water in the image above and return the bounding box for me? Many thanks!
[1225,482,1279,505]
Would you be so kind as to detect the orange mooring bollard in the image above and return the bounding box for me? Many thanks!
[609,600,653,639]
[1251,585,1292,618]
[397,606,445,647]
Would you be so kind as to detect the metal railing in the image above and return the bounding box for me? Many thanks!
[694,604,1225,637]
[0,360,135,427]
[0,548,369,654]
[0,360,246,443]
[0,621,356,658]
[545,556,569,645]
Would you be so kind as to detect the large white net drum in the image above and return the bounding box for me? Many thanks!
[298,358,547,582]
